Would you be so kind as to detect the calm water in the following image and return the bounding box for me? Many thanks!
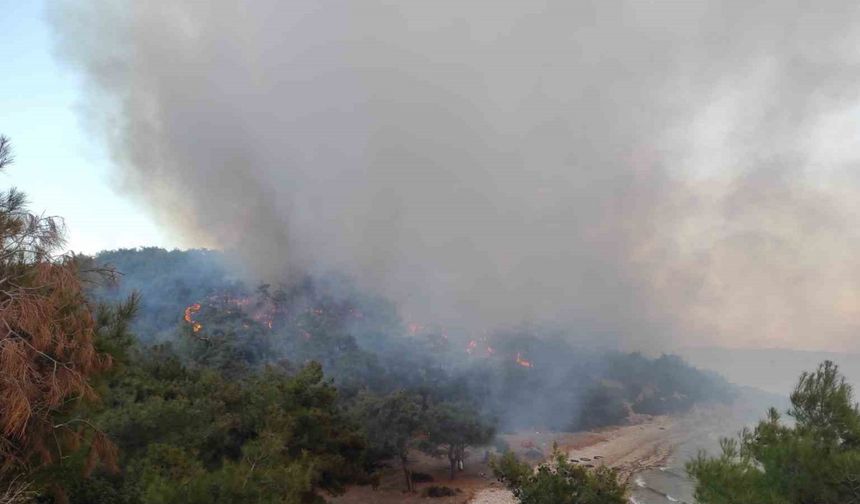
[628,433,720,504]
[630,387,788,504]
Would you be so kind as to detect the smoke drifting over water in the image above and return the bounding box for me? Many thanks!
[51,0,860,351]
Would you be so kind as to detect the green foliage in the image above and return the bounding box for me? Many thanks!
[353,391,424,491]
[491,447,627,504]
[56,333,369,504]
[94,248,239,343]
[425,402,495,479]
[790,360,860,448]
[92,248,734,434]
[176,304,275,378]
[352,393,496,489]
[576,383,629,430]
[56,247,735,503]
[607,353,735,417]
[687,361,860,504]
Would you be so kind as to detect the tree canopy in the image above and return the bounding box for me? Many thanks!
[687,360,860,504]
[425,401,495,480]
[0,136,131,501]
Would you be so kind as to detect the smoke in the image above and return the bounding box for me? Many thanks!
[50,0,860,351]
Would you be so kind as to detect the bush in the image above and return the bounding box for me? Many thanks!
[491,446,627,504]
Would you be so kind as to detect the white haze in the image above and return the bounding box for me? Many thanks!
[49,0,860,352]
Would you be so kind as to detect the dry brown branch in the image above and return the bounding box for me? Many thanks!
[0,137,116,481]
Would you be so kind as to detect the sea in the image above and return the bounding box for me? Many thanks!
[628,387,789,504]
[627,434,717,504]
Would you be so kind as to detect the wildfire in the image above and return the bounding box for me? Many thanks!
[466,339,478,354]
[185,292,280,331]
[463,337,497,357]
[184,303,202,333]
[515,352,533,368]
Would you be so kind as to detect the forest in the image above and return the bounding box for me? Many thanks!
[1,137,734,502]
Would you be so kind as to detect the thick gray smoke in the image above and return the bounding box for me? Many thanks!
[50,0,860,351]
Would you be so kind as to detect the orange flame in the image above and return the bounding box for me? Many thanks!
[210,294,277,330]
[515,352,533,368]
[184,303,202,333]
[466,339,478,354]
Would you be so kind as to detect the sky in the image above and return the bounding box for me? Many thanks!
[0,1,175,253]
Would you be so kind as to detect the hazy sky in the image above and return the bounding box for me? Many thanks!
[0,1,175,253]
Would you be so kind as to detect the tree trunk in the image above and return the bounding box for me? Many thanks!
[401,455,413,492]
[448,445,456,480]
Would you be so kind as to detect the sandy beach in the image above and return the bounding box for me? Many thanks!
[470,411,711,504]
[333,403,743,504]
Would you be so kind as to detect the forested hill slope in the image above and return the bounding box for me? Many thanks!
[91,247,736,431]
[96,248,731,428]
[94,247,242,342]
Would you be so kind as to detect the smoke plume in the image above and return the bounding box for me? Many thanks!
[50,0,860,351]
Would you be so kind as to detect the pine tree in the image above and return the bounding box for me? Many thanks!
[687,360,860,504]
[0,136,119,499]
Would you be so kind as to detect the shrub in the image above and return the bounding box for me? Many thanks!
[492,445,627,504]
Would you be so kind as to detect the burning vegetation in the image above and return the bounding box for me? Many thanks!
[183,303,202,332]
[0,137,732,502]
[183,294,538,372]
[1,217,734,503]
[515,352,534,368]
[94,248,734,433]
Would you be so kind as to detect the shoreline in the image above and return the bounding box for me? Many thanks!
[564,416,681,483]
[334,405,734,504]
[470,414,691,504]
